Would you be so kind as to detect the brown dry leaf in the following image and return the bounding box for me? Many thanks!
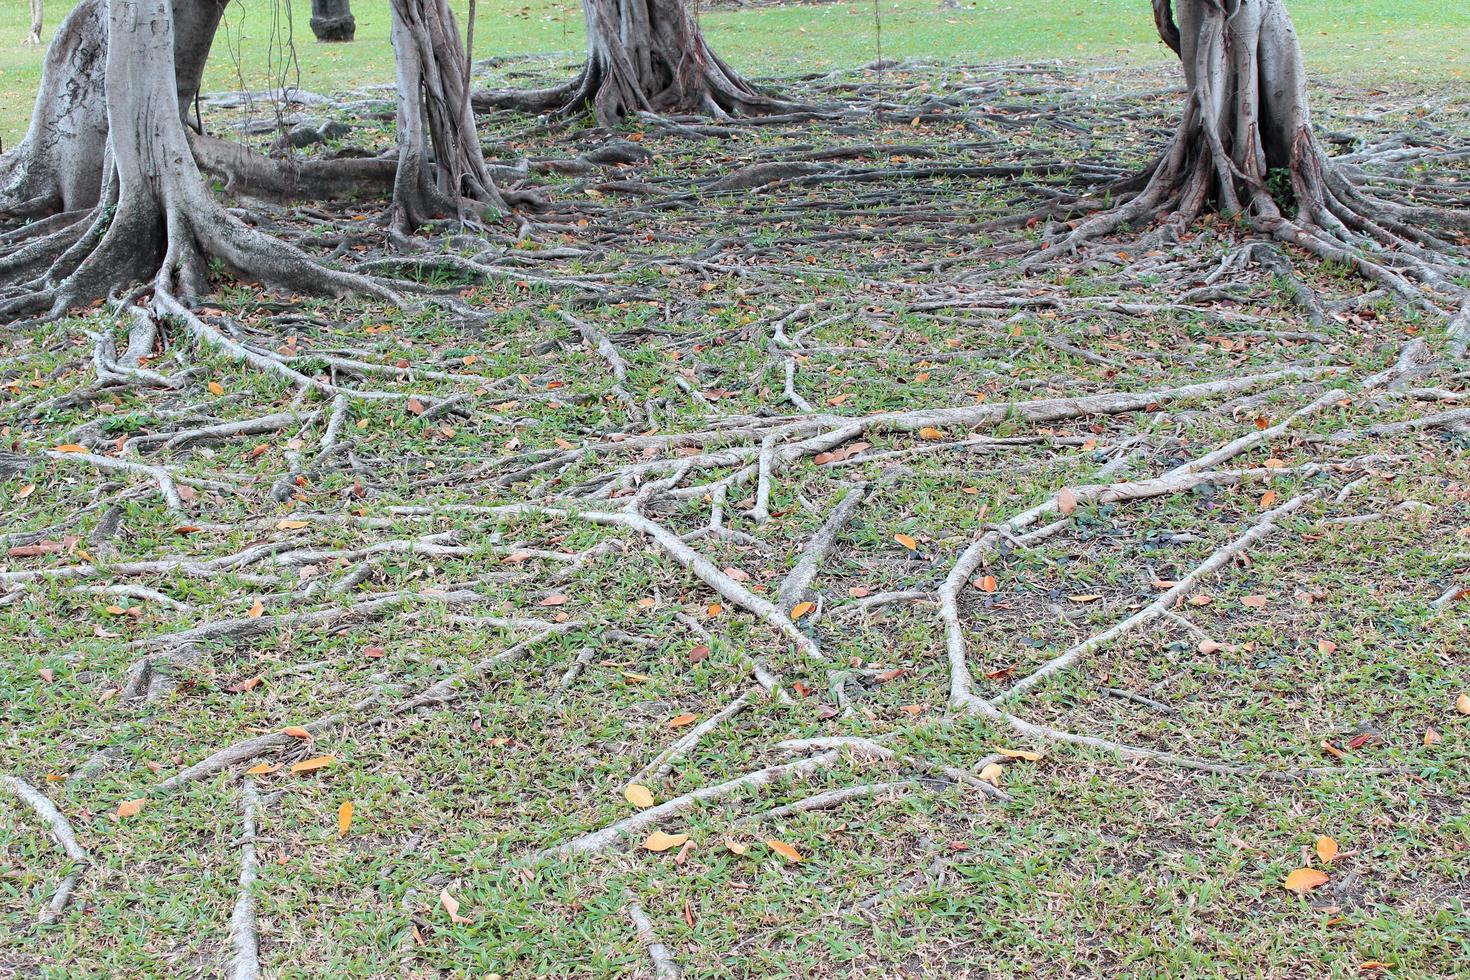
[790,601,816,620]
[995,748,1044,762]
[282,726,312,739]
[52,444,88,454]
[918,426,944,441]
[289,755,335,774]
[1316,835,1339,863]
[247,599,265,619]
[894,533,919,551]
[1457,692,1470,715]
[667,713,698,728]
[1283,868,1329,894]
[338,801,354,837]
[1321,739,1346,760]
[723,565,751,582]
[975,575,998,593]
[1358,962,1392,972]
[1189,594,1213,606]
[624,784,656,809]
[245,763,279,776]
[1318,639,1338,655]
[1067,594,1102,603]
[116,799,146,819]
[979,763,1004,784]
[767,840,803,863]
[275,519,309,531]
[208,381,225,396]
[1057,488,1078,516]
[643,831,688,853]
[688,645,710,664]
[621,671,650,683]
[439,889,474,924]
[724,838,748,855]
[706,602,723,617]
[1424,727,1441,746]
[539,594,568,607]
[1240,595,1268,608]
[16,484,34,499]
[1260,489,1278,510]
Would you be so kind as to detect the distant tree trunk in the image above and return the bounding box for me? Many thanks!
[25,0,43,44]
[309,0,355,42]
[476,0,793,126]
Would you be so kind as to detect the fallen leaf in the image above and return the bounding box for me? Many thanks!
[1260,489,1278,510]
[688,645,710,664]
[52,444,88,454]
[979,763,1004,784]
[275,519,309,530]
[116,799,146,818]
[282,726,312,739]
[539,594,568,607]
[643,831,688,853]
[767,840,802,863]
[668,713,698,728]
[1240,595,1268,608]
[894,533,919,551]
[1457,693,1470,715]
[724,838,748,855]
[706,602,723,617]
[225,676,262,694]
[918,426,944,441]
[975,575,998,593]
[723,565,751,582]
[1057,488,1078,516]
[289,755,335,774]
[1316,836,1339,863]
[790,601,816,620]
[1424,727,1441,746]
[1321,740,1345,760]
[15,484,34,499]
[209,381,225,396]
[338,801,354,837]
[440,888,473,924]
[624,784,655,809]
[245,763,279,776]
[1283,868,1329,894]
[1358,962,1393,972]
[995,748,1044,762]
[246,599,265,618]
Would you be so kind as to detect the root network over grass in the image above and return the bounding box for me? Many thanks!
[2,58,1469,978]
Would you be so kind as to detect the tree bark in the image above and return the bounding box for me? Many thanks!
[309,0,355,42]
[476,0,791,127]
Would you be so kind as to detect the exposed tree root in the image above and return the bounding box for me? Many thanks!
[2,776,89,926]
[228,782,263,980]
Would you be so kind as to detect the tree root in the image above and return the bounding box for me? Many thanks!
[1,776,89,926]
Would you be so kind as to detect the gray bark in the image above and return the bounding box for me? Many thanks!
[310,0,355,42]
[27,0,43,44]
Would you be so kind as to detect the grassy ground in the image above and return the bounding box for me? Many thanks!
[1,0,1469,145]
[2,52,1468,977]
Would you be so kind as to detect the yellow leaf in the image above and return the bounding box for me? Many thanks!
[1283,868,1329,894]
[289,755,336,774]
[1067,594,1102,603]
[208,381,224,396]
[624,784,656,809]
[724,838,748,855]
[116,799,146,818]
[643,831,688,852]
[52,444,88,454]
[979,763,1004,784]
[246,762,280,776]
[667,713,698,728]
[766,840,802,863]
[1315,835,1339,863]
[995,748,1044,762]
[918,427,944,441]
[282,726,312,739]
[338,801,354,837]
[894,533,918,551]
[1457,693,1470,715]
[790,601,816,620]
[275,519,309,530]
[1057,488,1077,516]
[621,671,649,683]
[247,599,264,618]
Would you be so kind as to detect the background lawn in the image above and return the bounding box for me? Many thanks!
[0,0,1468,146]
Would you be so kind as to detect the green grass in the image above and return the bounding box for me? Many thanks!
[1,0,1468,145]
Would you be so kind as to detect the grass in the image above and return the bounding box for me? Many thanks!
[1,0,1469,145]
[2,22,1469,980]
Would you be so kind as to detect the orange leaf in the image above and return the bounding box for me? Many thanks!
[1315,835,1339,863]
[282,726,312,739]
[289,755,335,774]
[1457,692,1470,715]
[624,784,655,809]
[723,838,748,855]
[790,601,816,620]
[1260,489,1278,510]
[1424,727,1441,746]
[643,831,688,852]
[918,426,944,441]
[245,763,279,776]
[1057,488,1078,516]
[338,801,354,837]
[667,713,698,728]
[246,599,265,618]
[116,799,146,818]
[1283,868,1329,894]
[979,763,1004,784]
[1067,594,1102,603]
[975,575,998,593]
[995,748,1044,762]
[1358,962,1393,972]
[766,840,802,863]
[208,381,225,396]
[52,444,88,454]
[894,533,918,551]
[539,594,568,607]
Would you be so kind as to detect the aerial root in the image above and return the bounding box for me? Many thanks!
[2,776,89,925]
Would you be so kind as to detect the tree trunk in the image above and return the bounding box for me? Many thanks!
[476,0,790,127]
[26,0,43,44]
[309,0,355,43]
[388,0,510,236]
[1038,0,1470,319]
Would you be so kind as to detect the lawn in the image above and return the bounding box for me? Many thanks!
[1,0,1468,145]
